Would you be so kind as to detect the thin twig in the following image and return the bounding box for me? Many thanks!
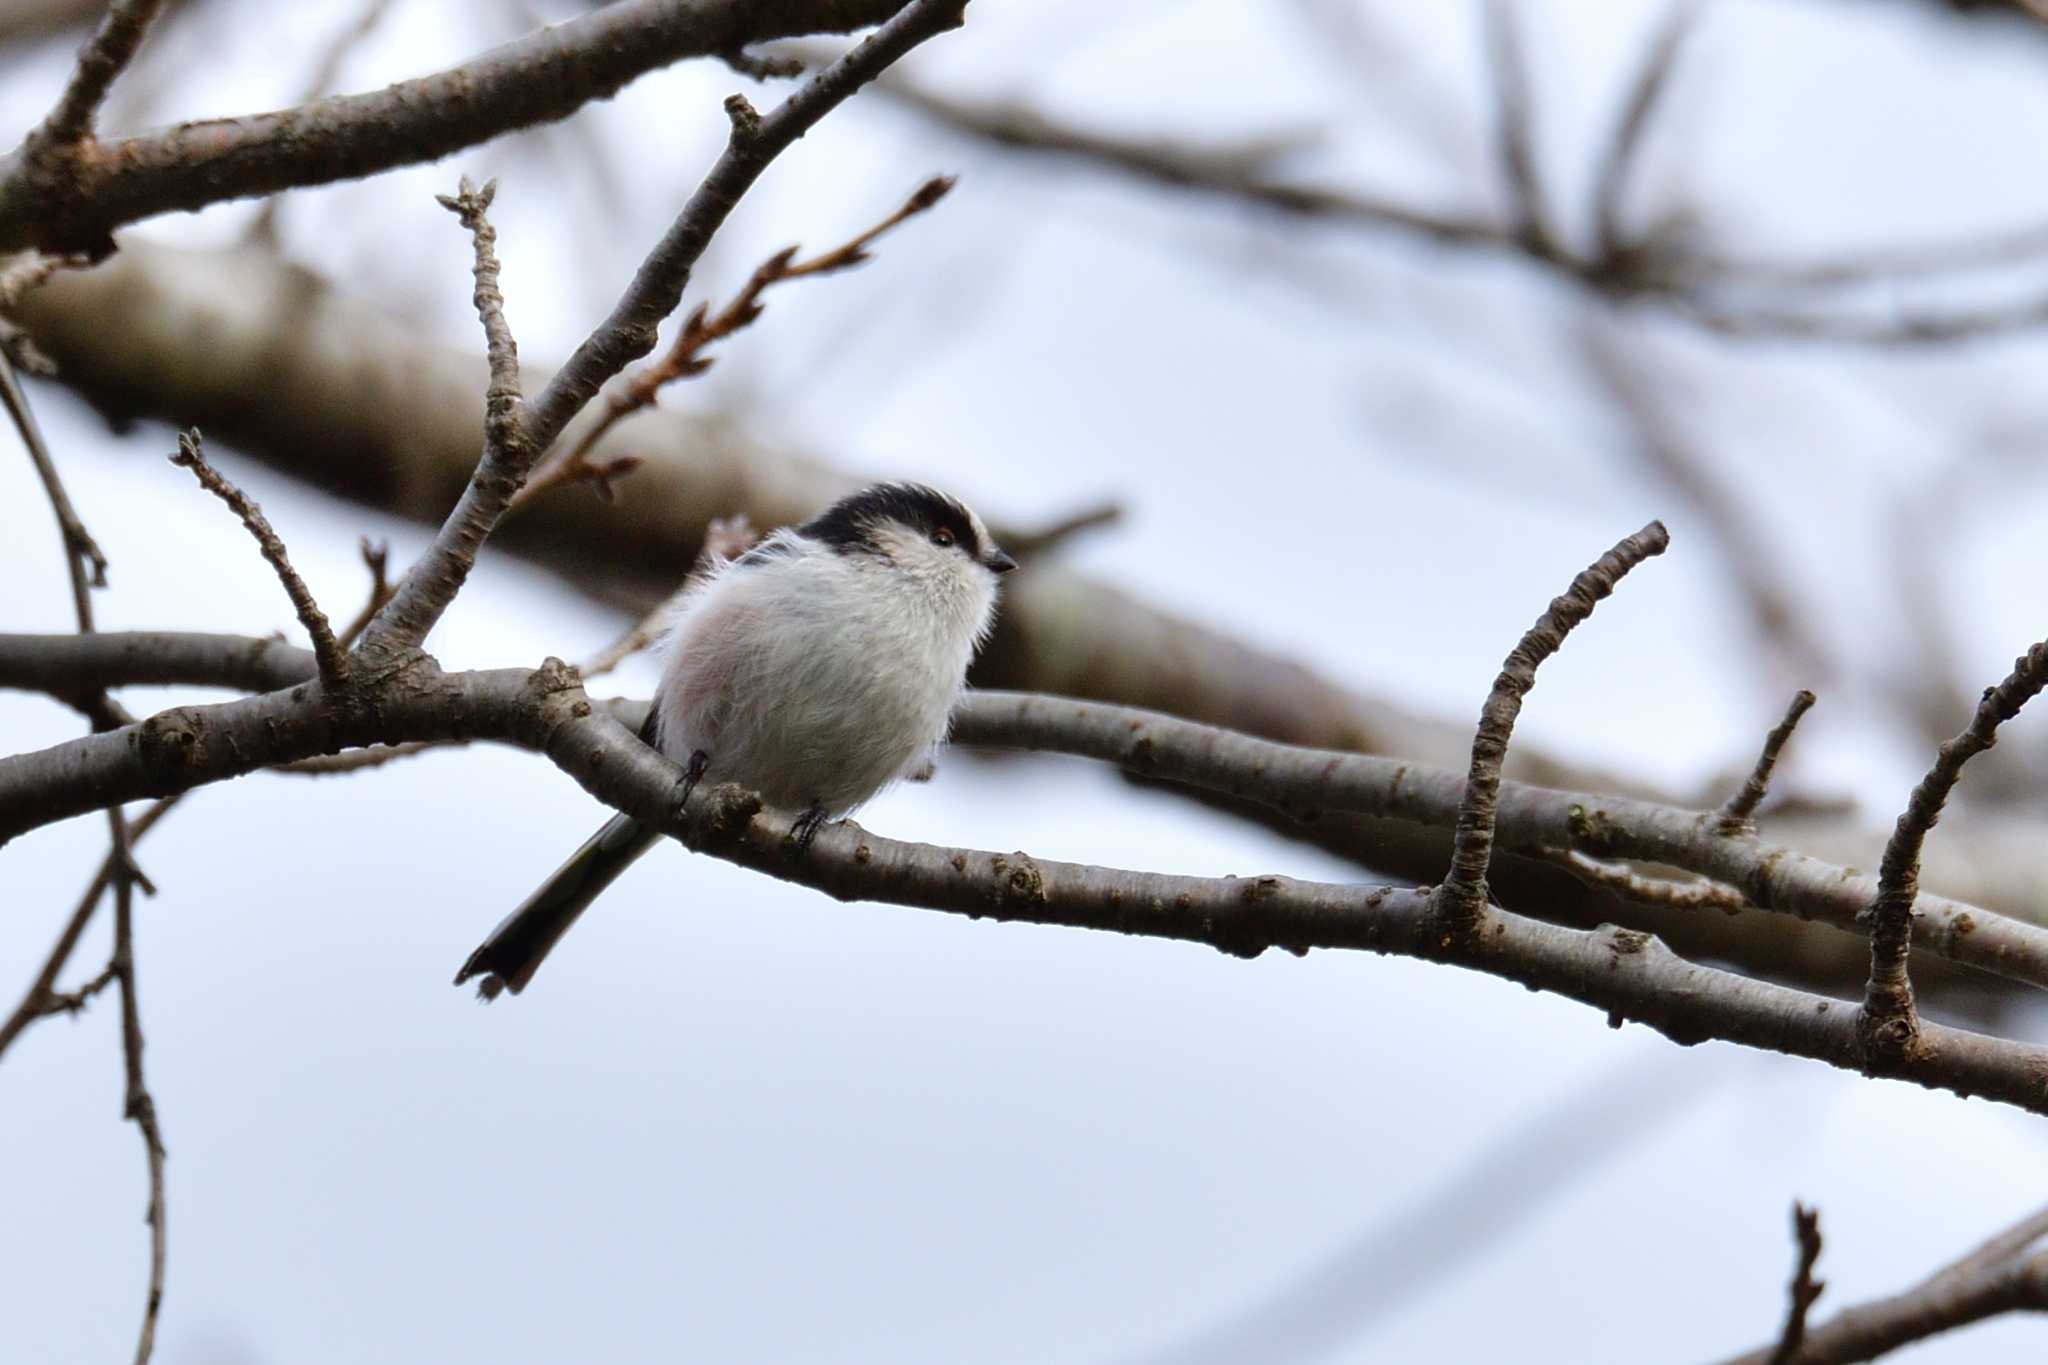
[1480,0,1558,255]
[577,513,757,679]
[6,278,166,1363]
[363,0,970,654]
[515,175,953,512]
[0,794,181,1061]
[1538,847,1744,915]
[1721,1203,2048,1365]
[109,854,166,1365]
[880,75,2048,346]
[1718,691,1818,835]
[1432,520,1671,931]
[1583,319,1832,689]
[334,537,392,650]
[1001,500,1123,559]
[24,0,164,155]
[435,177,523,462]
[1591,0,1703,262]
[1862,641,2048,1062]
[274,740,460,775]
[167,429,348,691]
[1767,1203,1826,1365]
[244,0,399,247]
[2,344,106,615]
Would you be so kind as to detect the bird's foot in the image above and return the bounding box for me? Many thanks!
[788,801,830,859]
[673,749,711,820]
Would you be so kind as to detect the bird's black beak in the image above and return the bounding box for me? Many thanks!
[986,548,1018,574]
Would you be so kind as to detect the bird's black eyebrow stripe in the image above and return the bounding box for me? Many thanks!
[799,483,980,558]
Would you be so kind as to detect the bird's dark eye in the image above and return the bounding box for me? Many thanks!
[931,527,955,548]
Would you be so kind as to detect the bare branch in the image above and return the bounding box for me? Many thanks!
[879,77,1508,249]
[578,513,758,678]
[9,651,2048,1111]
[334,538,393,650]
[1582,319,1833,687]
[1000,500,1123,560]
[24,0,164,157]
[274,740,461,775]
[1592,0,1703,261]
[0,0,937,255]
[435,176,522,455]
[167,429,348,692]
[1721,1204,2048,1365]
[1862,641,2048,1062]
[1480,0,1558,255]
[1432,520,1671,931]
[1,343,106,622]
[17,634,2048,999]
[1718,691,1819,835]
[881,74,2048,346]
[244,0,399,248]
[516,175,953,513]
[108,845,166,1365]
[1537,848,1744,915]
[363,0,970,654]
[1767,1203,1826,1365]
[0,793,181,1062]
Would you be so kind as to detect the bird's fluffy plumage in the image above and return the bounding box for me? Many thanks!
[455,482,1011,997]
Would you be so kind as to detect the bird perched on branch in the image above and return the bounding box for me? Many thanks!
[455,483,1016,999]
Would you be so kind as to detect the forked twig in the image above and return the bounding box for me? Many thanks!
[516,176,954,511]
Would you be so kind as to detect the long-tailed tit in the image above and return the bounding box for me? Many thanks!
[455,483,1016,999]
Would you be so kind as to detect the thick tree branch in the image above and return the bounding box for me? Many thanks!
[6,646,2048,1111]
[362,0,968,652]
[10,632,2048,998]
[0,0,932,254]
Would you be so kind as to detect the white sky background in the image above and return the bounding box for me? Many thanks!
[4,0,2048,1360]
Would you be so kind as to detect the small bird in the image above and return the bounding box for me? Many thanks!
[455,483,1016,998]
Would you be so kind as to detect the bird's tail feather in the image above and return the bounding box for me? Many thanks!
[454,813,661,1000]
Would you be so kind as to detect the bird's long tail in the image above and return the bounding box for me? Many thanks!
[454,813,662,1000]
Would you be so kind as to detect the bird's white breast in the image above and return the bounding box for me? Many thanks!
[653,543,994,814]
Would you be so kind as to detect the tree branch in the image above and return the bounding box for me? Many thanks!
[0,792,180,1062]
[1591,0,1703,263]
[0,0,935,255]
[167,429,348,692]
[1721,1204,2048,1365]
[1432,520,1670,931]
[1768,1203,1826,1365]
[12,632,2048,999]
[1717,690,1818,835]
[875,76,2048,347]
[23,0,163,158]
[1861,642,2048,1063]
[514,174,953,512]
[362,0,969,653]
